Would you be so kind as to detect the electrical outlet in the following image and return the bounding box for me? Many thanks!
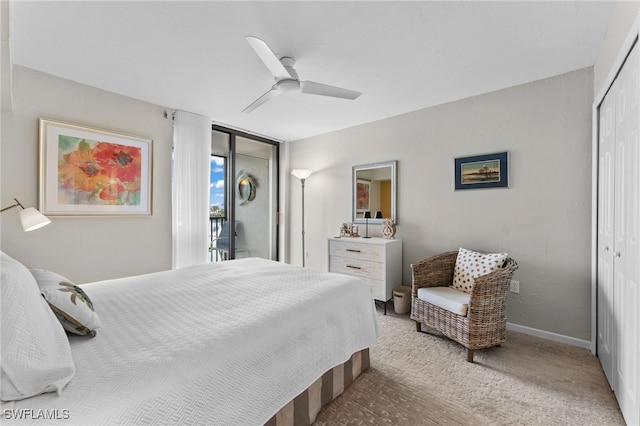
[510,280,520,293]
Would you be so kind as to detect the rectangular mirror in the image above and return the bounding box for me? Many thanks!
[352,160,397,224]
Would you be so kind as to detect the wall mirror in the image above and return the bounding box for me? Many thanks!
[352,160,397,225]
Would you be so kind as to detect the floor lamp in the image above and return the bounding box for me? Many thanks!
[291,169,313,267]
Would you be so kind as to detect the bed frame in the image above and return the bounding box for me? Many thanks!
[266,348,370,425]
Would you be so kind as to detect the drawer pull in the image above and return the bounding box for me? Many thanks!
[346,249,361,253]
[346,265,361,270]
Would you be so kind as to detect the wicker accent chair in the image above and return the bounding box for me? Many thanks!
[410,251,518,362]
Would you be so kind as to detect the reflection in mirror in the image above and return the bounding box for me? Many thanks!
[352,161,397,225]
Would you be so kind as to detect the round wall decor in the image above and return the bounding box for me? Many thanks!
[236,171,256,206]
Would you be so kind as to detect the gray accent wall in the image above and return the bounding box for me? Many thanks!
[287,67,594,340]
[1,66,173,283]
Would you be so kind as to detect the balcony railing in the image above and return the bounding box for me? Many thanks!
[209,216,226,262]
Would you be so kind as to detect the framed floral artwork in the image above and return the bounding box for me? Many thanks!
[39,118,153,215]
[356,178,370,213]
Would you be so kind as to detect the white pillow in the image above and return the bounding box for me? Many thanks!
[451,248,508,294]
[1,252,75,401]
[31,269,101,337]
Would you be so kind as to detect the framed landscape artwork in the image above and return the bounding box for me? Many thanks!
[39,118,153,215]
[356,178,371,213]
[454,151,509,190]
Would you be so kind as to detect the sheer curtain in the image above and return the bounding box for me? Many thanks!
[172,110,211,268]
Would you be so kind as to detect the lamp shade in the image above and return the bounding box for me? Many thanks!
[19,207,51,232]
[375,211,383,219]
[291,169,313,180]
[364,211,371,219]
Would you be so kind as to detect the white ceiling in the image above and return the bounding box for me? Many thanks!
[9,1,615,142]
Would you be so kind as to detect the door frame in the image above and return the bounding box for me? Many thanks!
[591,14,640,354]
[212,125,280,261]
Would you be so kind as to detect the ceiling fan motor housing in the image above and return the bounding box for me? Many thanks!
[275,79,300,93]
[279,57,299,81]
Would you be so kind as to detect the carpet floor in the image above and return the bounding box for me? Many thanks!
[314,307,624,425]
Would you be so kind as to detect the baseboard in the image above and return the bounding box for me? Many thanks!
[506,322,591,349]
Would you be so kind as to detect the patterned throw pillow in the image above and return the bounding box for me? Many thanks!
[451,248,508,294]
[30,269,101,337]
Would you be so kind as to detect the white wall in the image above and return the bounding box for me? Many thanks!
[287,68,594,340]
[1,66,173,283]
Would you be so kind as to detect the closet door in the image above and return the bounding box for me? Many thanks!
[613,40,639,426]
[599,40,639,426]
[596,82,615,387]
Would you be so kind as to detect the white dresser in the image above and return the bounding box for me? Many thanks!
[328,237,402,312]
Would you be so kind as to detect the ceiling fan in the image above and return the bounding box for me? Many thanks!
[243,36,362,113]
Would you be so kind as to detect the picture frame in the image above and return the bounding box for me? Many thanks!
[39,118,153,215]
[356,178,371,213]
[454,151,509,190]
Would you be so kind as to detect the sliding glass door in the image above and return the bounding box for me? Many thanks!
[209,127,279,262]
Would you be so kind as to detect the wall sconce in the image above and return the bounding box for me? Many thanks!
[0,198,51,231]
[363,211,372,238]
[375,211,383,219]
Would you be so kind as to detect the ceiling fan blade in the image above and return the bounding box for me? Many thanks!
[300,81,362,100]
[242,88,279,113]
[245,36,292,81]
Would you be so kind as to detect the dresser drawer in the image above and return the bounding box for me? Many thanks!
[329,240,384,262]
[328,237,402,305]
[329,255,383,281]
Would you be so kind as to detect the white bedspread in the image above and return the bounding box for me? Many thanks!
[4,258,378,425]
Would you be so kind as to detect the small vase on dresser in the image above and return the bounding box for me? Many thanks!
[382,219,396,239]
[328,236,402,314]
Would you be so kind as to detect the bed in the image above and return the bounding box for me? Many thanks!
[0,252,378,425]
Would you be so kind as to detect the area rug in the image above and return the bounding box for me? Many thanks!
[314,309,624,425]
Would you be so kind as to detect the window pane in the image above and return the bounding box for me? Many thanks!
[210,131,230,262]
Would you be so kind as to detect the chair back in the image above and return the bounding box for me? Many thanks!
[215,221,239,251]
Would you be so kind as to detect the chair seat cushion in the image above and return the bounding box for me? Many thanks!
[417,286,471,316]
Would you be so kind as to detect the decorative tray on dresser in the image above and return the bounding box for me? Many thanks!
[328,237,402,314]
